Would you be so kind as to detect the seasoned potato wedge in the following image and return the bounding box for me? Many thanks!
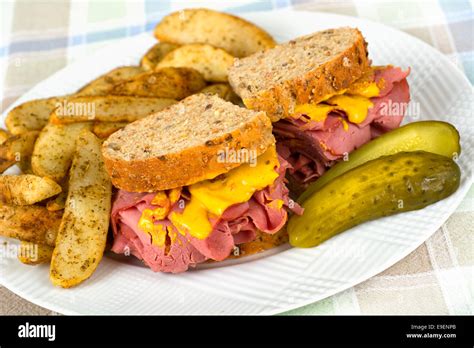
[18,242,54,265]
[154,8,276,57]
[31,123,91,181]
[157,44,234,82]
[0,204,61,246]
[0,159,15,173]
[141,42,180,70]
[0,174,62,205]
[50,130,112,288]
[0,131,38,173]
[111,67,206,99]
[199,83,241,104]
[76,66,144,96]
[46,192,67,211]
[92,122,128,138]
[5,97,66,135]
[50,95,176,124]
[0,129,10,144]
[46,179,68,211]
[0,134,19,172]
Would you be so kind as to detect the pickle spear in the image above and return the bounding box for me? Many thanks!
[289,151,460,248]
[299,121,461,202]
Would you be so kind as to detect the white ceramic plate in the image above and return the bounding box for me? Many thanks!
[0,10,472,315]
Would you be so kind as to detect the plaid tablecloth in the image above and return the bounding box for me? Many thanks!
[0,0,472,315]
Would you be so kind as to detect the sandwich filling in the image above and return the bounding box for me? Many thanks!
[110,145,303,273]
[273,65,410,192]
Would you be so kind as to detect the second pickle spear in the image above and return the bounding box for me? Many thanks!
[289,151,460,248]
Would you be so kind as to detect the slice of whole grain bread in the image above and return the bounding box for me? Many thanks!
[228,27,370,122]
[102,94,275,192]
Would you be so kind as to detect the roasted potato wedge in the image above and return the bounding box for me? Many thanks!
[46,192,67,211]
[76,66,144,96]
[5,97,66,135]
[199,83,241,104]
[0,156,15,173]
[18,242,54,265]
[18,160,34,174]
[0,129,10,144]
[50,130,112,288]
[0,131,38,173]
[46,179,68,211]
[157,44,234,82]
[154,9,276,57]
[31,122,91,182]
[49,95,176,124]
[141,42,180,70]
[111,67,206,99]
[92,122,128,138]
[0,174,61,205]
[0,204,61,246]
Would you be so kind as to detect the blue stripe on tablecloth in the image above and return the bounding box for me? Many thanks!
[145,21,157,31]
[0,25,151,56]
[145,0,170,14]
[85,27,127,44]
[1,33,130,57]
[71,35,84,46]
[273,0,292,8]
[226,1,274,13]
[129,25,144,36]
[6,36,69,55]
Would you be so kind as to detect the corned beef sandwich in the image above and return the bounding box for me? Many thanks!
[102,94,302,273]
[229,27,410,194]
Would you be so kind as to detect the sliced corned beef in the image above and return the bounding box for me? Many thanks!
[274,66,410,190]
[110,156,302,272]
[110,191,206,273]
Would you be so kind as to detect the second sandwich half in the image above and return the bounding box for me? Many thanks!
[228,27,410,194]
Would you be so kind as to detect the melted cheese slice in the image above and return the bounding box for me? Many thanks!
[168,145,280,240]
[138,210,168,247]
[294,104,335,122]
[169,198,213,240]
[292,70,380,125]
[326,95,374,124]
[347,81,380,98]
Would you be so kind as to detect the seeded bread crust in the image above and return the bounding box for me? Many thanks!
[102,94,275,192]
[228,27,370,122]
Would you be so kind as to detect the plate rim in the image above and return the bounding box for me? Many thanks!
[0,9,472,315]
